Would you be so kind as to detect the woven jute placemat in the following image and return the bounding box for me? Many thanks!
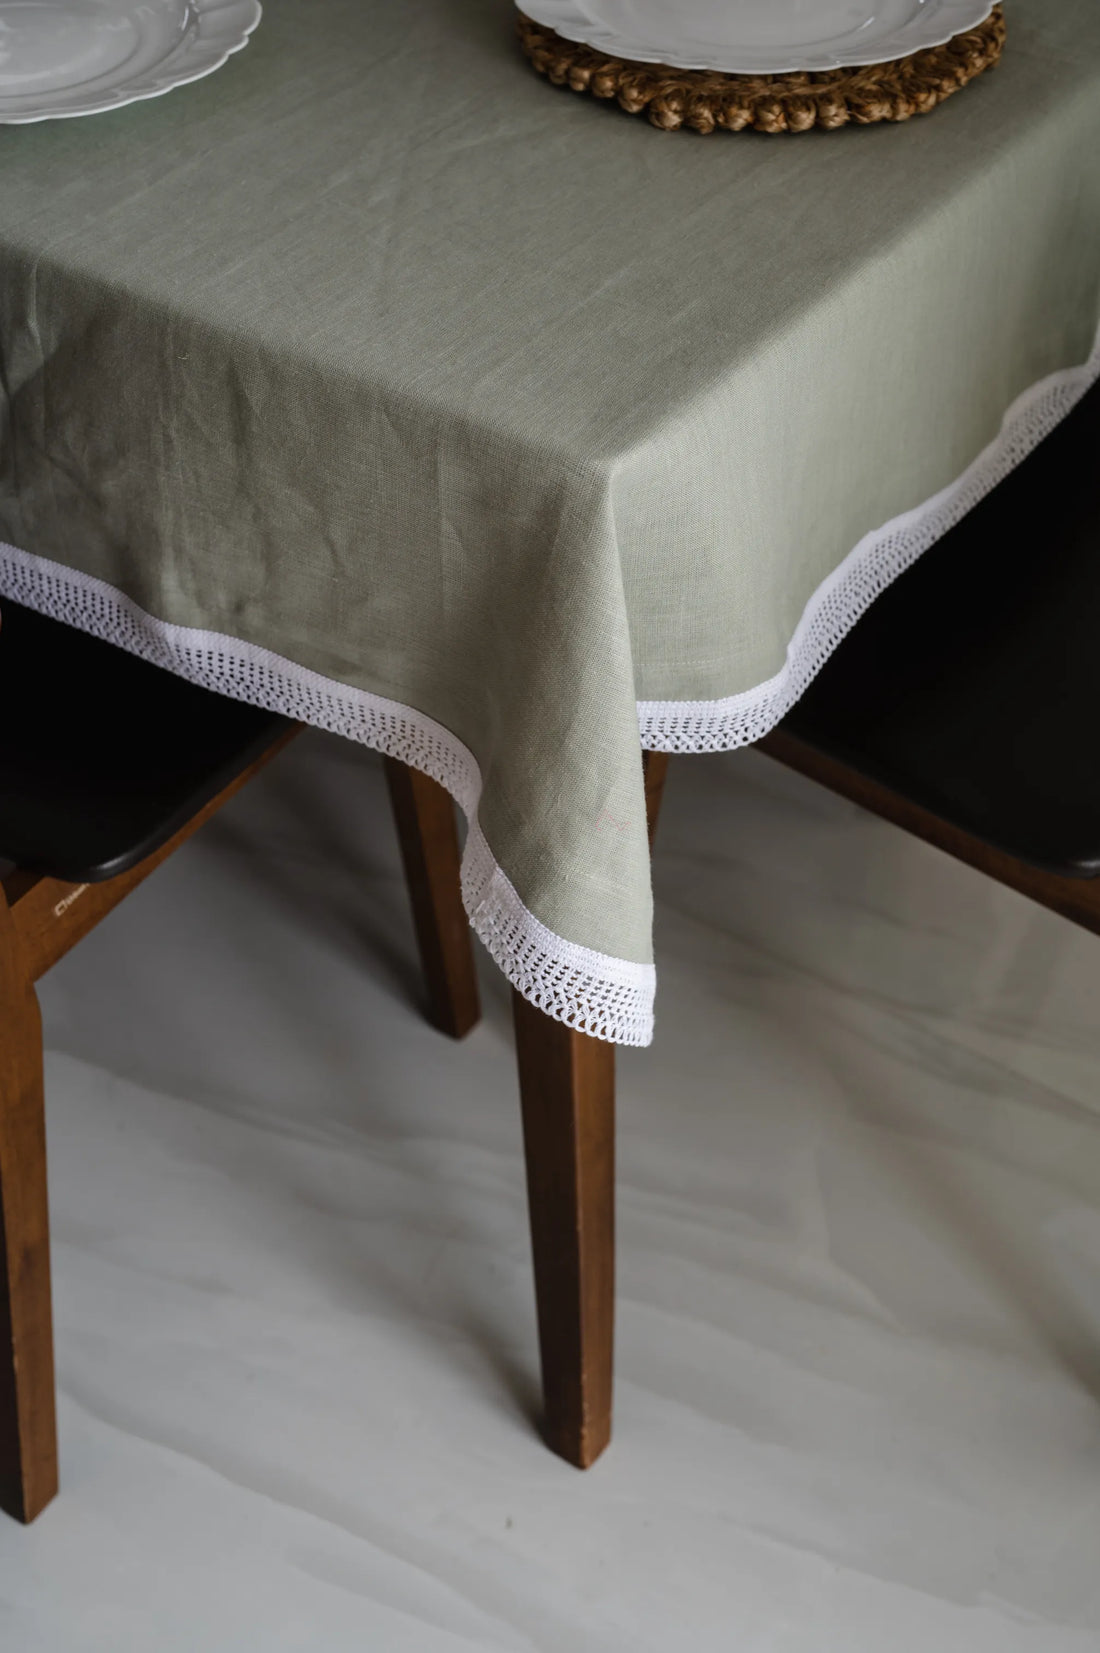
[517,5,1006,133]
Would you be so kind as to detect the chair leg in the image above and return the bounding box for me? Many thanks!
[384,758,481,1039]
[642,751,670,850]
[0,898,57,1523]
[512,990,615,1469]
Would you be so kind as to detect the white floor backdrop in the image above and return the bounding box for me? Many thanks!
[1,733,1098,1652]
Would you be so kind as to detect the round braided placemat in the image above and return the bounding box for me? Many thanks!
[517,5,1006,134]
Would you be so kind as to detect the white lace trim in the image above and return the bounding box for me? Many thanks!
[0,542,657,1047]
[3,334,1096,1045]
[638,331,1100,753]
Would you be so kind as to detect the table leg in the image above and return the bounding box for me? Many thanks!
[384,758,481,1039]
[642,751,670,850]
[0,894,57,1523]
[512,990,615,1468]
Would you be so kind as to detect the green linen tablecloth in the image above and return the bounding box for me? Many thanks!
[1,0,1098,1044]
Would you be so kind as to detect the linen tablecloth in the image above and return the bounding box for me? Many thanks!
[1,0,1098,1044]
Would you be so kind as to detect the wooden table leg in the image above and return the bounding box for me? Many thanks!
[384,758,481,1039]
[642,751,670,850]
[512,991,615,1468]
[0,894,57,1523]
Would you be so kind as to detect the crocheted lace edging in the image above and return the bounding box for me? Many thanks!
[3,332,1095,1047]
[638,330,1100,753]
[0,541,657,1047]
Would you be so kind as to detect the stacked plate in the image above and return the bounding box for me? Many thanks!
[0,0,260,123]
[520,0,998,74]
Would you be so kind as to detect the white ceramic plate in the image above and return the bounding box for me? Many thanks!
[520,0,997,74]
[0,0,261,123]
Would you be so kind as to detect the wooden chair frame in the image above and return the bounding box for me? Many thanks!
[0,727,489,1522]
[1,713,660,1519]
[758,730,1100,937]
[1,729,300,1520]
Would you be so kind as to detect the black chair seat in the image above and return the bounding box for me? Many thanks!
[780,381,1100,879]
[0,602,292,883]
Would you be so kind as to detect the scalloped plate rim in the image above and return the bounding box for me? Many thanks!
[0,0,262,123]
[519,0,998,75]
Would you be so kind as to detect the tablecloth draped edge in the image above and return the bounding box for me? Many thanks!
[2,324,1097,1050]
[0,538,658,1047]
[638,321,1100,754]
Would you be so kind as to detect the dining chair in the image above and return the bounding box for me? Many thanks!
[759,378,1100,927]
[0,598,479,1523]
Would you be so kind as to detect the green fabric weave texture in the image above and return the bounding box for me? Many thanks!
[1,0,1098,1041]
